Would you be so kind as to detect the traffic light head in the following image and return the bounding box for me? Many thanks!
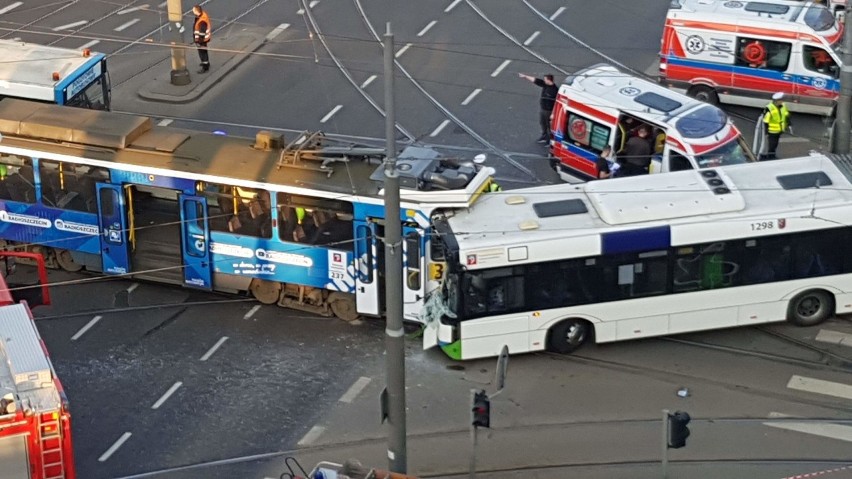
[472,390,491,428]
[668,411,691,449]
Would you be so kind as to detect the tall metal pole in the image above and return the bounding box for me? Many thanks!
[832,0,852,153]
[167,0,191,86]
[661,409,670,479]
[383,22,407,474]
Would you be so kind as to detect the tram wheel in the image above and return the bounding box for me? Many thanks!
[329,292,359,321]
[250,279,282,305]
[688,85,719,106]
[547,319,590,354]
[787,290,834,327]
[55,249,83,272]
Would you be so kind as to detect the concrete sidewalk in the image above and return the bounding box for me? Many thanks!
[137,25,277,104]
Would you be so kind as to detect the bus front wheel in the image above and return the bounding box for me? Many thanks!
[688,85,719,106]
[787,290,834,327]
[547,319,590,354]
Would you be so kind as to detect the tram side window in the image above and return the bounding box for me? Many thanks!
[565,113,611,155]
[277,193,354,250]
[199,182,272,238]
[0,154,35,204]
[38,160,108,212]
[735,37,791,72]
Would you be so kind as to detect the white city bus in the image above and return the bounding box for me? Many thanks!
[423,154,852,360]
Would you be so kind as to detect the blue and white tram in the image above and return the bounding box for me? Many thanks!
[0,100,494,320]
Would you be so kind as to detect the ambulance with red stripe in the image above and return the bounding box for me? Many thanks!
[661,0,842,115]
[549,63,755,181]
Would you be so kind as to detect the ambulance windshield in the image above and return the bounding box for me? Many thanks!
[803,5,836,32]
[674,105,727,139]
[694,138,752,168]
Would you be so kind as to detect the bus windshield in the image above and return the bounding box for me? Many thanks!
[65,73,109,110]
[694,137,754,168]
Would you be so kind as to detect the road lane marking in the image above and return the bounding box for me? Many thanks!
[157,119,173,126]
[200,336,229,361]
[266,23,290,40]
[158,1,167,7]
[395,43,412,58]
[297,0,319,14]
[430,119,451,137]
[151,381,182,409]
[99,432,131,462]
[764,420,852,443]
[79,40,100,50]
[297,425,325,446]
[417,20,437,37]
[779,137,811,144]
[490,59,511,77]
[523,31,540,46]
[244,304,262,320]
[550,6,565,20]
[71,316,102,341]
[816,329,852,347]
[126,283,139,293]
[320,105,343,123]
[361,75,377,88]
[339,376,371,403]
[787,375,852,400]
[461,88,482,106]
[53,21,88,31]
[445,0,463,12]
[114,18,140,32]
[0,2,23,15]
[118,4,149,14]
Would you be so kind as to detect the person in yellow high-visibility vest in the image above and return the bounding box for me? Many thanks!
[761,92,791,161]
[487,181,502,193]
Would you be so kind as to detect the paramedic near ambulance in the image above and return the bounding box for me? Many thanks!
[761,92,791,161]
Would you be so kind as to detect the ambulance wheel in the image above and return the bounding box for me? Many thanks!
[250,278,282,305]
[56,249,83,272]
[787,290,834,327]
[688,85,719,106]
[329,292,359,321]
[547,319,591,354]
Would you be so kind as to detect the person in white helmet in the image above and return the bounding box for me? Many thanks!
[761,92,791,161]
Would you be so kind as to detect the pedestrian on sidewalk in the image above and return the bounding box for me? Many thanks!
[518,73,558,144]
[193,5,212,73]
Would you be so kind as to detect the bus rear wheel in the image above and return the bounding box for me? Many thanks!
[688,85,719,106]
[547,319,590,354]
[787,290,834,327]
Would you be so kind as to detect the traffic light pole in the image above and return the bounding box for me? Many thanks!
[661,409,669,479]
[383,22,407,474]
[833,0,852,153]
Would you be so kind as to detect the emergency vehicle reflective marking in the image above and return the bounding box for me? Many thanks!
[430,119,451,137]
[461,88,482,106]
[151,381,183,409]
[361,75,377,88]
[200,336,228,361]
[549,6,565,21]
[523,31,540,46]
[118,5,149,15]
[114,19,140,32]
[0,2,23,15]
[787,375,852,401]
[394,43,412,58]
[297,425,325,446]
[445,0,463,13]
[815,329,852,348]
[52,21,88,31]
[79,40,100,50]
[243,305,261,320]
[668,20,822,44]
[99,432,131,462]
[71,315,102,341]
[417,20,437,37]
[319,105,342,123]
[338,376,371,403]
[491,59,511,77]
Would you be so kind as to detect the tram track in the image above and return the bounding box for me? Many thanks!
[0,0,80,40]
[46,0,147,46]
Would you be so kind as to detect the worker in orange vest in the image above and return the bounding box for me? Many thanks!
[192,5,211,73]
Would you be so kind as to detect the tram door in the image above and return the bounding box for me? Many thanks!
[179,194,213,290]
[402,226,425,320]
[96,183,131,275]
[355,220,384,316]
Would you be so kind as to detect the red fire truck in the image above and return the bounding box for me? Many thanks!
[0,252,75,479]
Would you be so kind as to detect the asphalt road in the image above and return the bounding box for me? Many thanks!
[2,0,851,477]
